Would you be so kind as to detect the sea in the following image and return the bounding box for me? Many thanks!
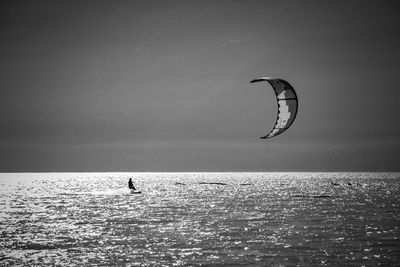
[0,172,399,266]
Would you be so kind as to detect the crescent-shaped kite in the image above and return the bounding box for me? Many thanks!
[250,77,298,139]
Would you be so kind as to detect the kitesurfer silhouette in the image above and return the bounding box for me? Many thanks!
[128,178,135,190]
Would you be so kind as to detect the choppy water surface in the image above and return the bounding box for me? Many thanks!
[1,172,399,266]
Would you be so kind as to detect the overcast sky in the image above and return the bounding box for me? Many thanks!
[1,0,399,172]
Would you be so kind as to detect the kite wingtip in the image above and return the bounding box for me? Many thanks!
[250,79,263,83]
[250,77,274,83]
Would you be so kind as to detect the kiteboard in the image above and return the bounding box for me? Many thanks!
[130,189,141,194]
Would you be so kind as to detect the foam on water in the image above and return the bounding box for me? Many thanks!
[1,172,399,266]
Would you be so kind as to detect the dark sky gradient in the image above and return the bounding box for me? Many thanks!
[1,0,400,172]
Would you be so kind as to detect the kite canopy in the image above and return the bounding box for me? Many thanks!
[250,77,298,139]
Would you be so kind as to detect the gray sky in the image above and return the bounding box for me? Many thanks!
[1,0,400,172]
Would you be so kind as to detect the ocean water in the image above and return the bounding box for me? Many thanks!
[0,172,399,266]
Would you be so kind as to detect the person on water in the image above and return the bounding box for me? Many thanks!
[128,178,136,190]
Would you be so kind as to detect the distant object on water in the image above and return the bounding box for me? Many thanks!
[330,181,363,187]
[250,77,298,139]
[313,195,331,198]
[130,190,141,194]
[292,194,331,199]
[199,182,228,186]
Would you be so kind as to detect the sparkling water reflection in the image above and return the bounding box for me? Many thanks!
[1,172,399,266]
